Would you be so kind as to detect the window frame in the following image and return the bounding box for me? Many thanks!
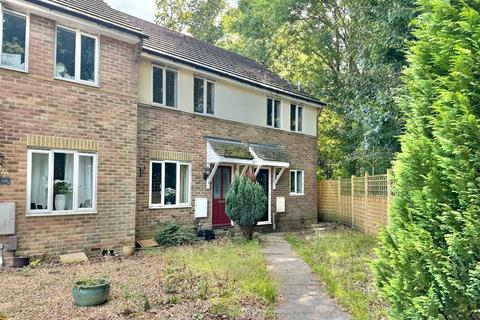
[149,160,192,209]
[54,24,99,86]
[151,64,178,108]
[290,170,304,196]
[26,149,97,216]
[193,76,216,115]
[267,98,282,129]
[0,5,30,73]
[290,103,304,132]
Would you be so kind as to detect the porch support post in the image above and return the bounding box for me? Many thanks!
[206,162,219,189]
[254,165,262,177]
[240,165,248,176]
[273,167,285,190]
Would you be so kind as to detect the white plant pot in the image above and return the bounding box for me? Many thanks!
[55,194,66,211]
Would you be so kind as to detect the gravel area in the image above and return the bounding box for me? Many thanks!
[0,243,271,320]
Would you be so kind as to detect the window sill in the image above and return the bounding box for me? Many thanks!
[152,102,179,110]
[257,221,272,226]
[26,210,97,217]
[290,193,304,196]
[193,111,216,118]
[0,64,28,74]
[149,205,192,210]
[54,76,99,88]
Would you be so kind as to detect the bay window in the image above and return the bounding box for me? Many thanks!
[152,65,177,108]
[27,149,97,215]
[0,6,28,71]
[55,26,98,84]
[290,104,303,132]
[194,76,215,115]
[150,160,191,208]
[290,170,304,195]
[267,98,281,128]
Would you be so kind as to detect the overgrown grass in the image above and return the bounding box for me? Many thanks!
[285,227,388,320]
[160,238,277,319]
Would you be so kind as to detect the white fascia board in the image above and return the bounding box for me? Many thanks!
[4,0,141,44]
[140,51,324,109]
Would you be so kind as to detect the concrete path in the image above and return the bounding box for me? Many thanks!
[261,233,350,320]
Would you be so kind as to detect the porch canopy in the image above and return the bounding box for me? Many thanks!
[205,137,290,189]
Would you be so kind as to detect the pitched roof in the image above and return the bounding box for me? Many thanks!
[127,15,324,106]
[26,0,145,37]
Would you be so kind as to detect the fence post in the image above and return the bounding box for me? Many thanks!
[351,175,355,228]
[386,169,392,226]
[337,177,341,221]
[364,171,368,234]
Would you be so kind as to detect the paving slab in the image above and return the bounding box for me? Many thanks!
[261,233,350,320]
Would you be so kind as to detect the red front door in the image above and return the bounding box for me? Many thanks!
[212,166,232,227]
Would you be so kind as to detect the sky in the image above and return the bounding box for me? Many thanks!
[105,0,157,22]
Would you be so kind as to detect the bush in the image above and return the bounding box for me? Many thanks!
[154,223,196,247]
[225,174,267,241]
[373,1,480,318]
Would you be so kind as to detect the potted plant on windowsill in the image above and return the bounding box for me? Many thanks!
[54,180,72,211]
[72,278,110,307]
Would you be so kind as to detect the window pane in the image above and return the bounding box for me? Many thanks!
[80,35,96,82]
[1,11,26,70]
[78,155,94,209]
[274,100,281,128]
[267,99,273,126]
[290,104,296,131]
[151,163,162,205]
[179,164,189,204]
[164,162,177,205]
[213,168,221,199]
[194,77,204,113]
[290,171,296,193]
[56,28,76,79]
[207,82,214,114]
[297,171,303,194]
[166,70,176,107]
[53,153,73,211]
[30,153,49,211]
[222,167,231,195]
[152,67,163,104]
[298,107,303,131]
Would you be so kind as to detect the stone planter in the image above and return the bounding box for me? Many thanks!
[122,246,135,257]
[55,194,66,211]
[72,279,110,307]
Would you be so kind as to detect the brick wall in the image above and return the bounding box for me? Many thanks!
[0,14,139,260]
[136,104,318,239]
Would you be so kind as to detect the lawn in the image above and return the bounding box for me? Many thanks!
[285,226,388,320]
[0,238,276,320]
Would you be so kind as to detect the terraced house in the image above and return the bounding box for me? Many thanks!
[0,0,324,264]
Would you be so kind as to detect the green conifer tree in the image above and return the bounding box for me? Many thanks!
[374,1,480,318]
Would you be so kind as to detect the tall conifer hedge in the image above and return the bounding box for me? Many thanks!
[374,1,480,318]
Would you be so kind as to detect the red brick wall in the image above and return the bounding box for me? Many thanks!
[136,105,318,239]
[0,14,139,260]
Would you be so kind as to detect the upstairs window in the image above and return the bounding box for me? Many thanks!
[267,98,281,128]
[0,7,28,71]
[150,161,191,208]
[55,26,98,85]
[290,170,304,195]
[152,65,177,108]
[194,76,215,115]
[290,104,303,132]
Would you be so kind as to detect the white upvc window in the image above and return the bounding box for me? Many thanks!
[267,98,281,128]
[55,25,99,85]
[149,160,191,208]
[193,76,215,115]
[0,5,29,72]
[152,64,178,108]
[290,104,303,132]
[27,149,97,215]
[290,170,304,195]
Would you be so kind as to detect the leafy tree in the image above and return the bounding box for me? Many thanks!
[225,175,267,240]
[374,1,480,318]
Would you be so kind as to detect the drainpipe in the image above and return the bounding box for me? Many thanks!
[273,212,276,230]
[0,243,3,268]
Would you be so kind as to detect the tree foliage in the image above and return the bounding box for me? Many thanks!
[374,1,480,318]
[225,175,267,240]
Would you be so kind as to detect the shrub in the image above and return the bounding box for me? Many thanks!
[154,223,196,247]
[225,174,267,240]
[373,1,480,318]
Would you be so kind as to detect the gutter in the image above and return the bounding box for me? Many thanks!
[143,47,326,107]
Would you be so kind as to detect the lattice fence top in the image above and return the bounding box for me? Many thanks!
[340,178,351,195]
[368,174,388,196]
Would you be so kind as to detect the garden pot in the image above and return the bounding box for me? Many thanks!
[55,194,66,211]
[122,246,135,257]
[72,279,110,307]
[13,256,29,268]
